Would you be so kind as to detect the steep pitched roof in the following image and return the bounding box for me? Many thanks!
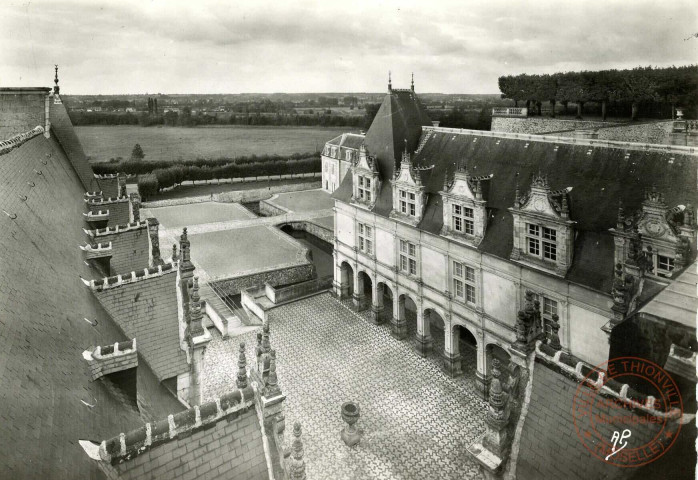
[638,259,698,328]
[49,97,100,192]
[335,127,698,292]
[0,134,182,480]
[363,89,432,180]
[90,265,189,382]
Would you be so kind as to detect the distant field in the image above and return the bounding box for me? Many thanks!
[75,125,358,163]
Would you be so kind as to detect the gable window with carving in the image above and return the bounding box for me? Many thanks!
[509,174,575,277]
[440,166,492,246]
[350,144,380,210]
[389,148,427,226]
[610,187,696,280]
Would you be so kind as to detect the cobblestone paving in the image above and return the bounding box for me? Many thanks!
[203,293,487,480]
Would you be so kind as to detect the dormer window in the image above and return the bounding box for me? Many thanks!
[399,190,416,216]
[609,188,695,280]
[390,148,426,225]
[509,174,575,277]
[351,144,380,210]
[358,176,372,202]
[346,150,353,162]
[440,166,492,246]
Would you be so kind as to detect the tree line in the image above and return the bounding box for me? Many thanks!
[498,65,698,120]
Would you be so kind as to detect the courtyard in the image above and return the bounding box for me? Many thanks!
[203,293,487,480]
[146,201,255,228]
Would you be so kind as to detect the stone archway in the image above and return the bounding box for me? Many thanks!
[391,292,417,340]
[353,270,372,311]
[371,281,394,325]
[443,323,478,378]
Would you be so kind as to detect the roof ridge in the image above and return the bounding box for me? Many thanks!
[95,386,256,464]
[0,126,45,156]
[82,262,177,291]
[424,126,698,156]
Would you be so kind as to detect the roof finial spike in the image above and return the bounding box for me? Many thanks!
[388,70,392,92]
[514,179,520,209]
[411,72,414,92]
[237,342,248,389]
[54,64,60,95]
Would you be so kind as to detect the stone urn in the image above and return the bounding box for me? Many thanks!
[340,401,363,447]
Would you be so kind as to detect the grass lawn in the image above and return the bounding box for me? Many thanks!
[268,189,334,212]
[148,202,253,229]
[189,226,305,279]
[76,125,360,163]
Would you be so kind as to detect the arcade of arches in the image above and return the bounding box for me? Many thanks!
[334,260,511,398]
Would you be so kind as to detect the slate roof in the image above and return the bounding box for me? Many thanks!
[326,132,366,150]
[0,133,183,480]
[49,96,101,192]
[638,260,698,329]
[334,121,698,292]
[91,267,189,382]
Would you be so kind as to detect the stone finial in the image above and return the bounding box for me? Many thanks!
[265,349,281,397]
[172,244,178,262]
[179,227,195,280]
[548,314,562,351]
[256,331,263,360]
[486,359,507,427]
[411,72,415,92]
[54,64,60,95]
[628,225,642,264]
[685,204,695,227]
[443,172,449,192]
[189,277,204,337]
[514,311,528,346]
[514,180,520,209]
[476,179,483,200]
[237,342,248,389]
[388,70,392,92]
[617,200,625,229]
[561,193,569,218]
[260,322,272,375]
[289,422,307,480]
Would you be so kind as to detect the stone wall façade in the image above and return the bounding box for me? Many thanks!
[491,117,616,135]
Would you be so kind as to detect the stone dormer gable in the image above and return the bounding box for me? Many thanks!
[389,147,427,225]
[610,186,696,279]
[510,174,575,276]
[351,144,381,209]
[440,166,492,246]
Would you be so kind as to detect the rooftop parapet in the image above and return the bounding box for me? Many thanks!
[83,339,138,381]
[84,220,148,238]
[84,191,103,200]
[93,173,135,180]
[83,210,109,221]
[87,196,130,205]
[492,107,528,117]
[81,262,177,291]
[93,385,256,464]
[0,126,46,155]
[80,241,113,259]
[422,125,698,155]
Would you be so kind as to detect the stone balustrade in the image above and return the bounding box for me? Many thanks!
[492,107,528,117]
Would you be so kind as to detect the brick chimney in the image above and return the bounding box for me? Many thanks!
[0,87,52,139]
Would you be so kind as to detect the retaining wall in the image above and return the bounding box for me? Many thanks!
[212,263,316,296]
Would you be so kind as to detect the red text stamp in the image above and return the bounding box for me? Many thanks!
[572,356,683,467]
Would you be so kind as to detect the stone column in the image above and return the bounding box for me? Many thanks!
[391,295,407,339]
[475,345,488,400]
[352,271,366,310]
[147,218,162,267]
[415,308,432,357]
[369,282,385,324]
[442,325,462,377]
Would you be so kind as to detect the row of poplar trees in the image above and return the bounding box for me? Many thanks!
[498,66,697,120]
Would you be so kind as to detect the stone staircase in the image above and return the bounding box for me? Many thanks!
[199,283,261,338]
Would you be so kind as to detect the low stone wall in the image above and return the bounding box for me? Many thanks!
[276,220,334,243]
[491,117,618,134]
[142,180,320,208]
[212,263,316,296]
[589,121,674,144]
[265,278,320,304]
[259,200,287,217]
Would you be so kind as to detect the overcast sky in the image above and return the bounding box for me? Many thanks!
[1,0,696,94]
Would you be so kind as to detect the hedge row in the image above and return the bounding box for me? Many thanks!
[92,152,320,176]
[137,156,321,198]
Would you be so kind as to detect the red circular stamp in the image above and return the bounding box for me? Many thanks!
[572,356,683,467]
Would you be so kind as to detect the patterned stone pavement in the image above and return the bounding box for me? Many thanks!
[203,293,487,480]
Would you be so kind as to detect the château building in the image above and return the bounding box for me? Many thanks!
[325,77,698,397]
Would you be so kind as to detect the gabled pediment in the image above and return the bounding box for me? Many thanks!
[518,175,571,220]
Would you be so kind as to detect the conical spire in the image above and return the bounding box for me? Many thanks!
[388,70,392,92]
[265,349,281,397]
[411,72,414,92]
